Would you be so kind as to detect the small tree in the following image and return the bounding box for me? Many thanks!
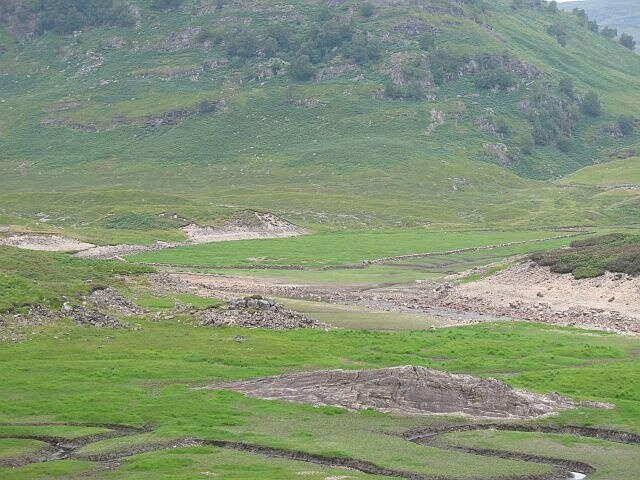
[556,136,571,152]
[581,90,602,117]
[572,8,588,26]
[600,26,617,39]
[198,100,216,113]
[520,134,534,155]
[547,0,558,13]
[620,33,636,50]
[151,0,184,10]
[263,37,278,58]
[559,77,574,98]
[546,23,568,47]
[617,115,635,135]
[419,32,436,51]
[360,3,375,18]
[290,54,315,81]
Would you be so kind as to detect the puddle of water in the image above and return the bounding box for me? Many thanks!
[570,473,587,480]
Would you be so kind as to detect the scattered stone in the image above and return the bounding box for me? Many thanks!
[88,288,143,316]
[199,297,327,330]
[73,309,123,328]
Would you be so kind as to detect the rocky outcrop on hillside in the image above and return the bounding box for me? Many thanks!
[212,365,604,418]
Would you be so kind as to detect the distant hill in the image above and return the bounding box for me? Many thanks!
[560,0,640,48]
[0,0,639,240]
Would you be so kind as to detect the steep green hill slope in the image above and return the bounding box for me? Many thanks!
[0,0,639,240]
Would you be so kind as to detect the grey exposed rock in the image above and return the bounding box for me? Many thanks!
[483,143,514,166]
[73,308,123,328]
[212,366,597,418]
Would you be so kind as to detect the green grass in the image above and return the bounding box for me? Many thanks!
[279,298,439,330]
[0,438,47,460]
[0,460,96,479]
[559,156,640,186]
[440,430,640,479]
[96,446,391,480]
[0,247,152,311]
[179,233,581,287]
[129,229,570,267]
[0,425,110,440]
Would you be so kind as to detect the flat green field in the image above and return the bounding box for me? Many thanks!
[129,229,574,267]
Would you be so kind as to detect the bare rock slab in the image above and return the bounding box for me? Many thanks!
[210,366,605,418]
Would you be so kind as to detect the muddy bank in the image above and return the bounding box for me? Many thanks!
[0,421,580,480]
[0,234,95,252]
[3,419,628,479]
[0,211,306,259]
[157,264,640,335]
[208,366,605,419]
[181,211,306,243]
[443,262,640,334]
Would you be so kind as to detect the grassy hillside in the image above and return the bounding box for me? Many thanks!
[559,156,640,186]
[0,0,639,241]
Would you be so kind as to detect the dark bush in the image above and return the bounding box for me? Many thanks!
[617,115,635,135]
[226,29,258,59]
[531,234,640,278]
[474,68,517,90]
[151,0,184,10]
[290,54,315,81]
[546,23,568,46]
[556,136,571,152]
[519,134,534,155]
[360,3,375,18]
[559,77,574,98]
[32,0,134,34]
[419,32,436,51]
[198,100,217,113]
[620,33,636,50]
[581,90,602,117]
